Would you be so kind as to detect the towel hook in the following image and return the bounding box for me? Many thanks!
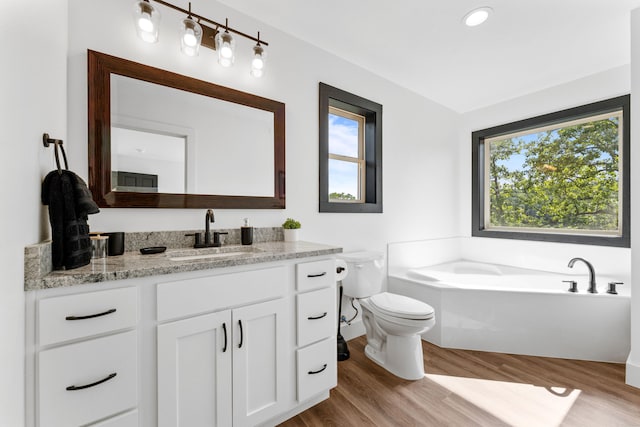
[42,133,63,147]
[43,133,68,173]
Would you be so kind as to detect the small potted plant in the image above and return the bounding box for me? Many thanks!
[282,218,301,242]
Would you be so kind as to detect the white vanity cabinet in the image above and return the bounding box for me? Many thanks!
[156,266,289,427]
[26,252,339,427]
[28,286,139,427]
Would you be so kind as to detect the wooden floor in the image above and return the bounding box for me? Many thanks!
[280,337,640,427]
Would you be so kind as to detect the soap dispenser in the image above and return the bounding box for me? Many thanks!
[241,218,253,245]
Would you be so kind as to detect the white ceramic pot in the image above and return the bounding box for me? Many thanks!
[283,229,299,242]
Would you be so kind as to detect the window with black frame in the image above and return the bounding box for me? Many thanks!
[472,95,630,247]
[319,83,382,213]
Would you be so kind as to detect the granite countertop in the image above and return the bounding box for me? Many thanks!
[25,232,342,290]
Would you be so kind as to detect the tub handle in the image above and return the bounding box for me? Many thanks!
[563,280,578,293]
[607,281,623,295]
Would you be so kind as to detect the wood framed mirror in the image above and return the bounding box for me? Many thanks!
[88,50,285,209]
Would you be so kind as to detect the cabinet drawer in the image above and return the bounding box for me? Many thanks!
[38,287,138,346]
[297,287,336,347]
[296,259,335,292]
[157,266,286,322]
[38,330,138,427]
[297,337,337,402]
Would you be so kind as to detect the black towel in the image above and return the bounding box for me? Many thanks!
[42,171,100,270]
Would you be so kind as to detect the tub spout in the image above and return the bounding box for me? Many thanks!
[568,257,597,293]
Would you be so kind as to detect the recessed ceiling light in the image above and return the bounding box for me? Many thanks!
[463,7,493,27]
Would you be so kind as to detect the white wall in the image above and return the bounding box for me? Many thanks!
[628,8,640,388]
[0,0,67,424]
[66,0,461,254]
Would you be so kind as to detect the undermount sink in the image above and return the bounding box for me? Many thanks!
[167,246,263,262]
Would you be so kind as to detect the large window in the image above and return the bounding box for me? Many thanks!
[319,83,382,213]
[472,95,630,247]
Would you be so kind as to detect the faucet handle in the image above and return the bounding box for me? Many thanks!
[185,233,203,248]
[562,280,578,293]
[213,231,229,247]
[607,281,623,295]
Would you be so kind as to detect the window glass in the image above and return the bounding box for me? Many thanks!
[329,159,360,201]
[329,113,359,158]
[486,112,622,235]
[328,106,365,203]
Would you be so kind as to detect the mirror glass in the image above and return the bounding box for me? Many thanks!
[110,75,274,196]
[88,50,286,209]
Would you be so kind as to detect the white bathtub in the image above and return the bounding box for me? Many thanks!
[388,260,630,362]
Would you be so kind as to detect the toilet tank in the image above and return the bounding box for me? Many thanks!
[338,252,385,298]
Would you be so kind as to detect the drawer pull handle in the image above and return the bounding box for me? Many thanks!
[308,364,327,375]
[66,372,117,391]
[307,272,327,278]
[238,320,244,349]
[222,322,228,353]
[65,308,116,321]
[308,312,328,320]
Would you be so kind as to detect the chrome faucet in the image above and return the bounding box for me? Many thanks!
[567,257,597,293]
[204,209,215,246]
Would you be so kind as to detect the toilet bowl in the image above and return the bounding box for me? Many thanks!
[338,252,436,380]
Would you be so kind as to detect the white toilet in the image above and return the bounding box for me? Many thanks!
[339,252,435,380]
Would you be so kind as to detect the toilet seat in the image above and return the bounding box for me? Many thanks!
[367,292,434,321]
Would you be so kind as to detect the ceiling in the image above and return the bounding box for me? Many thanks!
[217,0,640,113]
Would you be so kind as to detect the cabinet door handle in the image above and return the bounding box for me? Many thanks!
[66,372,117,391]
[222,322,228,353]
[307,272,326,278]
[308,364,327,375]
[238,320,244,349]
[65,308,116,321]
[307,312,328,320]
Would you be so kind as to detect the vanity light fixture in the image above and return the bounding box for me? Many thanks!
[463,6,493,27]
[133,0,161,43]
[131,0,269,76]
[216,19,235,67]
[179,3,202,57]
[250,33,266,78]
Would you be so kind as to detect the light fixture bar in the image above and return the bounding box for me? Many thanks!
[151,0,268,47]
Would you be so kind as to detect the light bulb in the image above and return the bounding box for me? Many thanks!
[183,28,197,47]
[220,43,233,59]
[138,12,154,32]
[252,56,264,70]
[250,44,266,78]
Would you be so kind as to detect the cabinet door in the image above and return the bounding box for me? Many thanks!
[232,298,288,427]
[157,311,232,427]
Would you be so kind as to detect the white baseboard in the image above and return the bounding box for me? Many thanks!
[626,356,640,388]
[340,319,365,341]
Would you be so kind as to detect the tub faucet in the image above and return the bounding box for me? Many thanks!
[567,257,597,293]
[204,209,215,246]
